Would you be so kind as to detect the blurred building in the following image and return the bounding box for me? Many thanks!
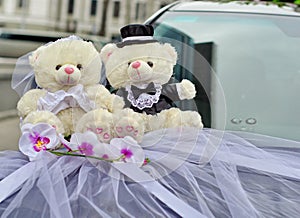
[0,0,177,40]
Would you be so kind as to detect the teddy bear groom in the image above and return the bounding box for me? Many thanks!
[100,24,204,132]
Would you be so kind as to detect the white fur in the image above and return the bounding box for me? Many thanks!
[176,79,196,100]
[76,108,115,143]
[101,42,177,88]
[32,40,102,92]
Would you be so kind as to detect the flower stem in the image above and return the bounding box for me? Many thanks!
[50,151,124,163]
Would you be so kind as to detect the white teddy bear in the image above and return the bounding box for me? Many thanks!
[100,24,203,132]
[17,36,142,142]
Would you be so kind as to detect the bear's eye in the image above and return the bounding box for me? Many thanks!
[128,62,131,66]
[147,61,154,67]
[55,65,62,70]
[77,64,82,70]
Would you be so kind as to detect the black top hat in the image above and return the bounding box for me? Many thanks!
[117,24,157,48]
[120,24,154,38]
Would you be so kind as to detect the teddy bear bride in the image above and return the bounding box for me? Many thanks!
[14,36,144,143]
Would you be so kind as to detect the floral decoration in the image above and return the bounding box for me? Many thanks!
[19,123,149,167]
[143,157,151,166]
[19,123,60,161]
[121,148,133,159]
[68,131,100,156]
[108,136,146,166]
[78,142,94,156]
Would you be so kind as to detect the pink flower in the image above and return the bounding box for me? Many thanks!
[69,132,117,160]
[29,132,50,152]
[121,148,133,159]
[102,154,109,159]
[69,132,104,156]
[78,142,94,156]
[143,157,151,166]
[19,123,60,161]
[109,136,145,166]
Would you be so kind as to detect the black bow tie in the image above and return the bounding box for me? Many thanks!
[131,82,156,99]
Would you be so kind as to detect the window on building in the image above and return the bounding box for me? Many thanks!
[135,3,139,20]
[113,1,120,18]
[140,3,146,20]
[16,0,29,12]
[90,0,97,16]
[17,0,26,8]
[68,0,74,14]
[135,2,146,20]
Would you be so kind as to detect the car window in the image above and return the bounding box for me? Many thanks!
[152,11,300,141]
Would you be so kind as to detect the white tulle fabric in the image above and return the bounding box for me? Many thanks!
[1,127,300,217]
[11,52,37,97]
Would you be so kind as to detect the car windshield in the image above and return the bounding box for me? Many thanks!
[152,11,300,142]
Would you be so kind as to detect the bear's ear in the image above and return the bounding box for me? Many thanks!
[163,43,178,65]
[100,43,118,64]
[29,45,46,66]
